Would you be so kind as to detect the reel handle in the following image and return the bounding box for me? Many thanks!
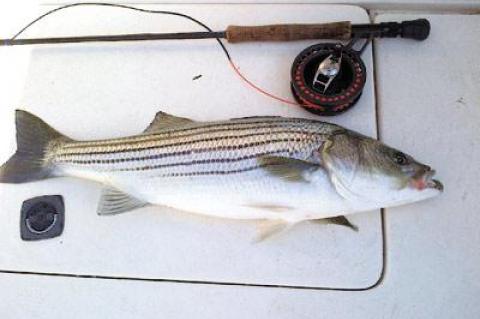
[225,21,351,43]
[351,19,430,41]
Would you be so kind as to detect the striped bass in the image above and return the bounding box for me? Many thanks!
[0,110,443,237]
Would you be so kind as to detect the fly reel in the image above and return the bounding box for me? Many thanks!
[291,39,367,116]
[291,18,431,116]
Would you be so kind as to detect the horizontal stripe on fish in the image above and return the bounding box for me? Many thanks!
[57,124,328,157]
[60,119,286,149]
[62,120,338,153]
[54,139,303,172]
[150,163,270,178]
[55,129,322,161]
[91,149,289,172]
[60,117,321,150]
[57,125,301,155]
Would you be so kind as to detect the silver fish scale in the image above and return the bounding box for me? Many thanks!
[53,118,341,177]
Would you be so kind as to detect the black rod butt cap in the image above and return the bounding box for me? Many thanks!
[401,19,430,41]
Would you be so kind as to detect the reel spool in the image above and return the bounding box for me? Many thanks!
[291,39,367,116]
[290,19,430,116]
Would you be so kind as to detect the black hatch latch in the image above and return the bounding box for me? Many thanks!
[20,195,65,241]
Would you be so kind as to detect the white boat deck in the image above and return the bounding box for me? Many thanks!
[0,2,478,318]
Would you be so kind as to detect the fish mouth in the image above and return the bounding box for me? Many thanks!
[410,169,443,192]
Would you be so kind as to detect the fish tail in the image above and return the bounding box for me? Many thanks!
[0,110,70,183]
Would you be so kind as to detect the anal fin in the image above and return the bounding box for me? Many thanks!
[312,216,358,232]
[97,187,148,215]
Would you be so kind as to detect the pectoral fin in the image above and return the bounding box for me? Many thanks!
[257,156,321,183]
[312,216,358,232]
[143,111,194,133]
[97,187,148,215]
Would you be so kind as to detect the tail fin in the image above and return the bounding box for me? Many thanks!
[0,110,68,183]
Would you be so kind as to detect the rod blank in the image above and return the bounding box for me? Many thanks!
[0,19,429,47]
[2,31,226,46]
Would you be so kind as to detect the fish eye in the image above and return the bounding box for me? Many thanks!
[393,152,408,165]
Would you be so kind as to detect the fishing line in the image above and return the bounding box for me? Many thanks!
[11,2,303,107]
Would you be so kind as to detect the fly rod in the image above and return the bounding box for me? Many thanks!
[0,2,431,117]
[0,19,430,46]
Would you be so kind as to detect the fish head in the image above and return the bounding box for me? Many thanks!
[320,131,443,207]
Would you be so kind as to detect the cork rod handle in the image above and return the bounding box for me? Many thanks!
[225,21,351,43]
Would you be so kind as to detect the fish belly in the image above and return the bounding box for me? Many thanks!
[102,168,350,222]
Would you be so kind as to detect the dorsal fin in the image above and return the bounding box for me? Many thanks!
[143,111,195,133]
